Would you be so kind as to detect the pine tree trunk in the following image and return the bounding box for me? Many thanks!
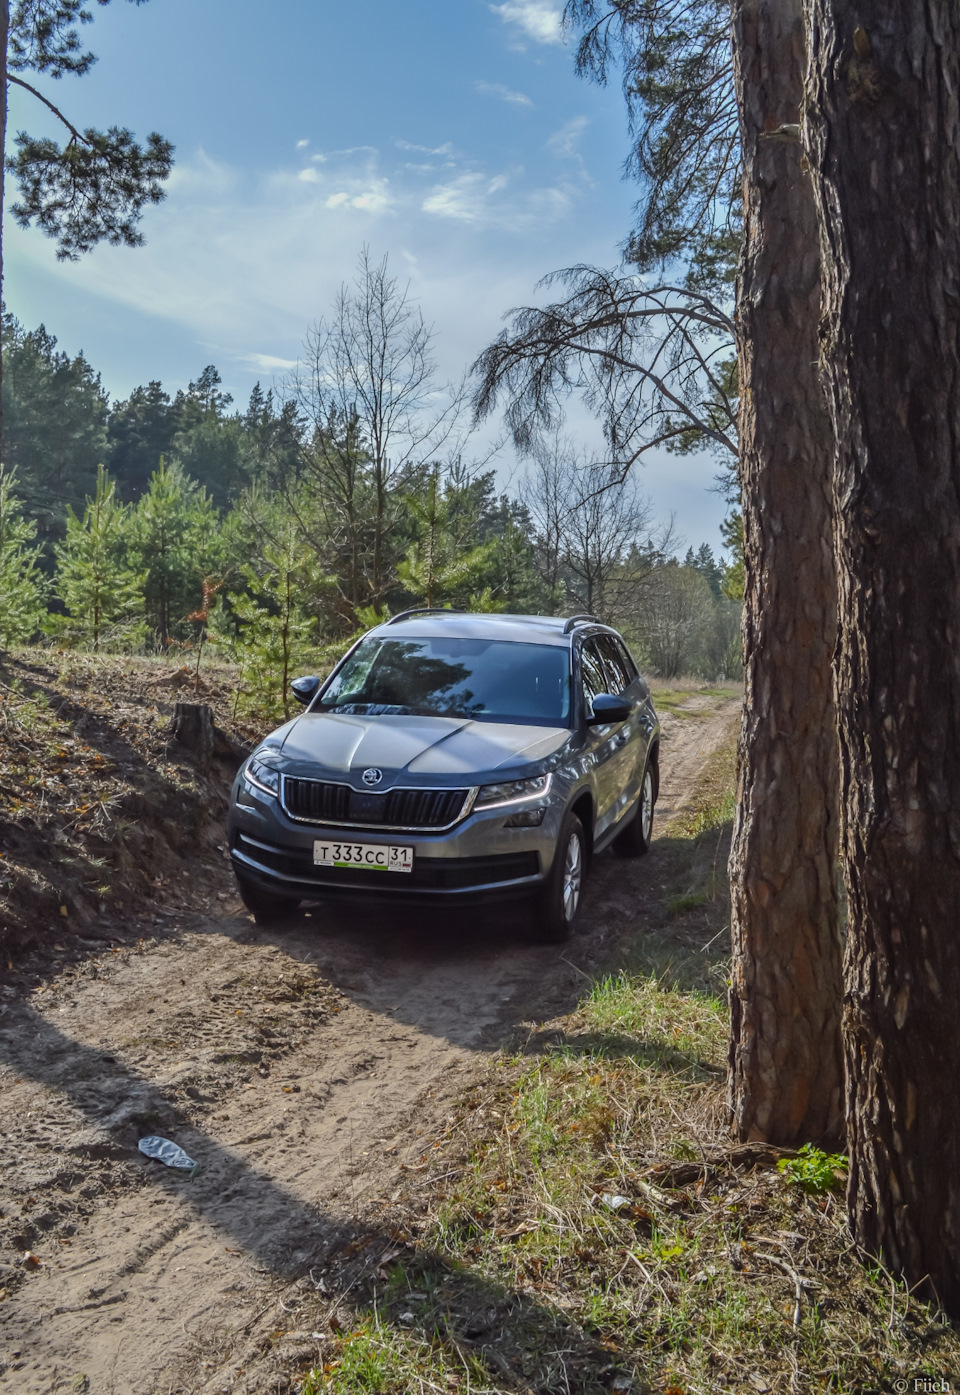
[727,0,843,1145]
[806,0,960,1310]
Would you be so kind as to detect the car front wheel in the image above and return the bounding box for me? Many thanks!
[613,761,655,858]
[235,873,301,926]
[533,811,586,943]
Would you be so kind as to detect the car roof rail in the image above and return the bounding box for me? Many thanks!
[384,607,466,626]
[562,613,601,633]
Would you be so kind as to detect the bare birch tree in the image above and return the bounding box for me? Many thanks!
[522,435,671,619]
[291,248,464,611]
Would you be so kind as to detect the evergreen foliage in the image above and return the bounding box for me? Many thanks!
[129,458,221,647]
[224,524,327,722]
[106,380,176,500]
[168,368,254,509]
[397,465,500,611]
[566,0,737,276]
[5,0,173,262]
[1,312,109,535]
[684,542,723,597]
[719,511,744,600]
[1,303,740,689]
[53,464,144,652]
[0,465,46,648]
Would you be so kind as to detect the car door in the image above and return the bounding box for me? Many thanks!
[578,636,624,839]
[595,633,648,828]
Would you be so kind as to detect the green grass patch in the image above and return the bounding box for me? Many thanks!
[647,680,741,714]
[677,781,737,838]
[778,1143,849,1195]
[665,891,708,917]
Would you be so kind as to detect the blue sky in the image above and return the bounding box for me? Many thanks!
[4,0,728,551]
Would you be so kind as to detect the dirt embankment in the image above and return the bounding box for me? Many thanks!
[0,654,254,962]
[0,673,740,1395]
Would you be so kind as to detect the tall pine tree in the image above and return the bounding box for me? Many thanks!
[397,465,500,611]
[224,523,326,721]
[129,458,221,648]
[54,464,144,651]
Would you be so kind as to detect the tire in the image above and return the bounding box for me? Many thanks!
[235,872,301,925]
[533,811,587,943]
[613,761,656,858]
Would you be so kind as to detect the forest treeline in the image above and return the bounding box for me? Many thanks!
[0,301,742,715]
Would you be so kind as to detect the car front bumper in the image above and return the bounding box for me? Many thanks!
[228,781,564,903]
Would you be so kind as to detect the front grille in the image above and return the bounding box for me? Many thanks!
[282,778,469,830]
[234,832,538,890]
[283,778,351,824]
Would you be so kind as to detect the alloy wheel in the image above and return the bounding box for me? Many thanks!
[641,768,654,842]
[562,829,583,922]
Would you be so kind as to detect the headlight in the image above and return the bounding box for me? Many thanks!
[474,773,551,810]
[245,755,281,797]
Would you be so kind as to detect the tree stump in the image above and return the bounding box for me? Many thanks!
[170,703,216,766]
[169,703,251,772]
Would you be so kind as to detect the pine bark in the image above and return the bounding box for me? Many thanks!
[727,0,843,1145]
[805,0,960,1310]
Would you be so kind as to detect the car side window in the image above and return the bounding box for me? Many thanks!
[614,637,640,685]
[595,635,632,695]
[579,640,608,719]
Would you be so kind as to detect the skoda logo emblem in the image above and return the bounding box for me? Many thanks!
[362,767,383,787]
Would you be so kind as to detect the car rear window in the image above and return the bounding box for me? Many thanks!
[595,635,634,694]
[318,637,571,725]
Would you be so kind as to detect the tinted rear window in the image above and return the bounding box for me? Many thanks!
[319,637,571,725]
[596,635,634,694]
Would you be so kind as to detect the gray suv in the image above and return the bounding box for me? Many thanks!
[228,610,660,941]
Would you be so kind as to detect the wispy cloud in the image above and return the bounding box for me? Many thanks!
[396,140,455,156]
[422,169,574,229]
[324,178,394,214]
[547,115,590,157]
[296,138,309,150]
[475,80,534,108]
[242,351,298,372]
[491,1,563,45]
[422,173,493,222]
[7,144,588,396]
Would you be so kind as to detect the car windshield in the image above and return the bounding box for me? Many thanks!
[318,637,571,725]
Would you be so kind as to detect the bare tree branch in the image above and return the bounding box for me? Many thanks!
[472,264,737,473]
[7,73,83,141]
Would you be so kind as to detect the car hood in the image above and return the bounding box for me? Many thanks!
[275,711,570,784]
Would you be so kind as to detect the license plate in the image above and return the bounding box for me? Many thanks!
[313,840,413,873]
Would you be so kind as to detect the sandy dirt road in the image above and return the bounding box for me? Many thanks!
[0,695,738,1395]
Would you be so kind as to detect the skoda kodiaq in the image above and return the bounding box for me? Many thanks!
[229,610,660,941]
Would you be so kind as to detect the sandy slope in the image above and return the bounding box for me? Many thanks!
[0,695,739,1395]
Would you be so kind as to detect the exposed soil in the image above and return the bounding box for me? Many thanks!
[0,686,740,1395]
[0,653,256,962]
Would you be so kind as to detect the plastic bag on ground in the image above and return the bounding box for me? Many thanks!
[138,1135,197,1170]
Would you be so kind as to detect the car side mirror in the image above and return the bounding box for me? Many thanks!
[290,675,320,706]
[587,692,633,725]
